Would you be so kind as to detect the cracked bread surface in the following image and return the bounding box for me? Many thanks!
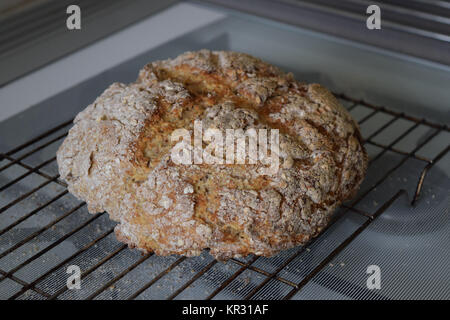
[57,50,368,260]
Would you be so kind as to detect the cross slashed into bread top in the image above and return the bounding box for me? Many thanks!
[57,50,368,260]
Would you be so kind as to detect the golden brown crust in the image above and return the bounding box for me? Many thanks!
[57,50,368,260]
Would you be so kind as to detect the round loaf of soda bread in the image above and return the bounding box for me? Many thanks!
[57,50,368,260]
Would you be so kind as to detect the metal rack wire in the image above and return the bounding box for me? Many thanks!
[0,94,448,300]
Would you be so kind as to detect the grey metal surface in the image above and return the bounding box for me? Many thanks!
[0,0,179,87]
[199,0,450,65]
[294,156,450,299]
[0,3,449,300]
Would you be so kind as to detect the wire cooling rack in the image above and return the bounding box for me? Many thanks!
[0,93,448,300]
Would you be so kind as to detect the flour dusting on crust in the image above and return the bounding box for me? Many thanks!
[57,50,368,260]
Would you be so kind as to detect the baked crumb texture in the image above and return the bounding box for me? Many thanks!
[57,50,368,260]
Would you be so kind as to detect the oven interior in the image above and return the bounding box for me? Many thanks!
[0,1,449,300]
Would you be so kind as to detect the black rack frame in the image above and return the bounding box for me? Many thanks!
[0,93,448,300]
